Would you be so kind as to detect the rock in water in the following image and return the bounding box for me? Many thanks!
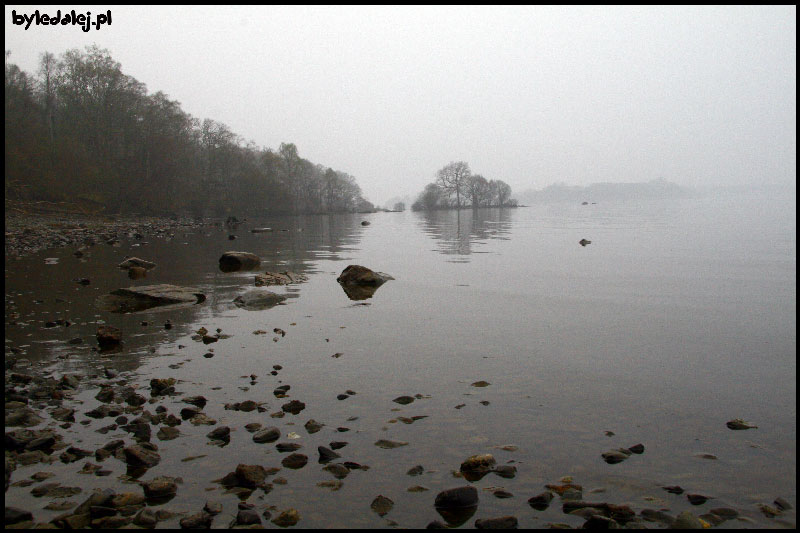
[233,290,287,310]
[434,486,479,527]
[254,271,308,286]
[219,251,261,272]
[371,495,393,516]
[579,239,591,246]
[726,419,758,430]
[337,265,394,286]
[336,265,394,300]
[118,257,156,270]
[97,284,206,313]
[96,325,122,348]
[434,486,479,509]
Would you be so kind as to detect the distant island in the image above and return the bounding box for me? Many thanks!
[516,178,692,204]
[411,161,517,211]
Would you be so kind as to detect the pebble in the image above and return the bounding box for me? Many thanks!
[673,510,704,529]
[475,515,518,529]
[253,427,281,443]
[371,495,394,516]
[272,509,300,527]
[281,453,308,469]
[434,486,479,509]
[375,439,408,449]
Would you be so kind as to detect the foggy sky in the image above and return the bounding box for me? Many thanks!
[5,5,796,205]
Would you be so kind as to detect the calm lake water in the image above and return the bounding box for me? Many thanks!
[4,191,796,528]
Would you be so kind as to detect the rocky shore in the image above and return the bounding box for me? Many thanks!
[5,213,210,258]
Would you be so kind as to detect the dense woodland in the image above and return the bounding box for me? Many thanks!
[412,161,517,211]
[4,46,374,217]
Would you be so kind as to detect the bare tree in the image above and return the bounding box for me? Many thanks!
[466,174,490,207]
[435,161,471,208]
[37,52,57,145]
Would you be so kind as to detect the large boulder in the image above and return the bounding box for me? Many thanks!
[219,252,261,272]
[233,290,287,310]
[97,285,206,313]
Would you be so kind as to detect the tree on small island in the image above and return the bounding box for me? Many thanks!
[412,162,517,210]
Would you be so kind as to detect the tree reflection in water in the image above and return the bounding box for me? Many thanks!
[415,208,514,262]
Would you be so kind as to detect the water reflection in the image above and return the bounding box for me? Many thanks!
[415,208,514,261]
[3,213,368,367]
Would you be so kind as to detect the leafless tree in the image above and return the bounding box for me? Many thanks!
[435,161,471,208]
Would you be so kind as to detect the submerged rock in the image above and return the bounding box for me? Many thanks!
[233,290,287,310]
[254,271,308,286]
[375,439,408,449]
[118,257,156,271]
[97,284,206,313]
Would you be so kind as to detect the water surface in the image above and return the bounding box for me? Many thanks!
[5,191,796,528]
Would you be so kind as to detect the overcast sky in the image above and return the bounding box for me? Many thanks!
[5,5,797,205]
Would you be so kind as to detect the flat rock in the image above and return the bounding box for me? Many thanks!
[602,450,630,464]
[726,419,758,430]
[97,284,205,313]
[393,395,415,405]
[118,257,156,270]
[233,290,287,310]
[255,271,308,286]
[375,439,408,449]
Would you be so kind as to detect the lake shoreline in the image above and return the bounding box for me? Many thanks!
[4,212,213,258]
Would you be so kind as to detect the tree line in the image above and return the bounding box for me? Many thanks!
[411,161,517,211]
[5,46,374,216]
